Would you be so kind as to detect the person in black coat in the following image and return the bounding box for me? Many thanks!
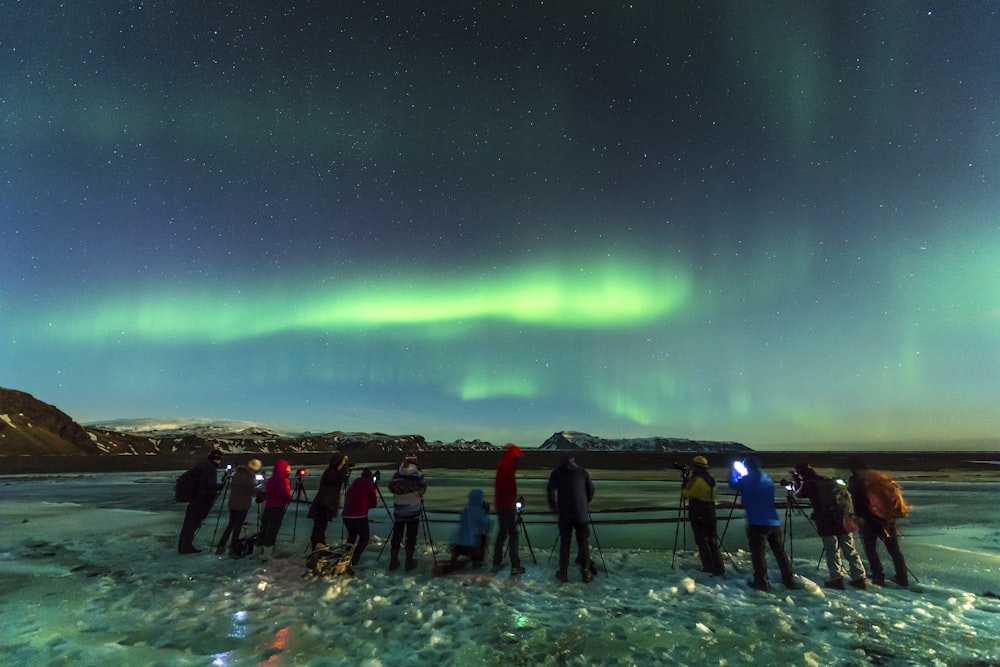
[177,450,224,554]
[547,456,596,583]
[309,453,351,550]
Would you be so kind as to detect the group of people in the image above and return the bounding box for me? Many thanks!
[683,454,910,592]
[177,448,909,593]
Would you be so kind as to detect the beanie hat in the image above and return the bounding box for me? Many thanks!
[403,451,419,465]
[247,459,262,473]
[692,455,709,468]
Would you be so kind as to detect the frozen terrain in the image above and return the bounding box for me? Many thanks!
[1,467,998,666]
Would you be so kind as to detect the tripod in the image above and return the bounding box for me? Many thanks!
[670,472,689,569]
[502,501,537,565]
[377,497,436,566]
[291,472,310,544]
[209,467,234,545]
[783,488,815,574]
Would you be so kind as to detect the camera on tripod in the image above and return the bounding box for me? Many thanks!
[296,468,308,478]
[672,462,691,478]
[371,469,380,484]
[515,496,525,512]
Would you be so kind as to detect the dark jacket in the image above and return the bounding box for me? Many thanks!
[310,454,351,519]
[191,457,222,507]
[547,457,594,523]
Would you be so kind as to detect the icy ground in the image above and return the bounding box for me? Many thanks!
[1,469,998,666]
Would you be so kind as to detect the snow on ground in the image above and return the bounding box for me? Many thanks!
[1,470,998,666]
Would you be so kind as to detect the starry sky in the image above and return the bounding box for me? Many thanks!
[2,3,998,450]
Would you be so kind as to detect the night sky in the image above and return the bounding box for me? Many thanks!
[3,3,998,449]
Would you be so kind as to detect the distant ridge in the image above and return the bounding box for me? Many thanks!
[1,387,749,461]
[539,430,752,454]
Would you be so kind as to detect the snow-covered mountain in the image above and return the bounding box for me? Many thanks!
[539,430,751,454]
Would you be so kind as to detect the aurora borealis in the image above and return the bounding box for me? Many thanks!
[2,3,998,449]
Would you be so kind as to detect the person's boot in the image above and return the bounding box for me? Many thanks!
[404,549,417,571]
[214,544,226,556]
[389,551,401,571]
[824,578,845,590]
[555,569,568,583]
[258,546,271,562]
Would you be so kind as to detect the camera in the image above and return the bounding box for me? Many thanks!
[297,468,308,478]
[672,462,690,477]
[515,496,525,512]
[779,479,794,492]
[255,473,264,483]
[371,470,380,484]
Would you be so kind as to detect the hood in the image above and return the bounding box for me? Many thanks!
[272,459,291,477]
[398,462,419,476]
[500,444,524,466]
[467,489,486,507]
[559,455,579,471]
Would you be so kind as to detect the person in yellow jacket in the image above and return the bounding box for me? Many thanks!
[681,455,726,576]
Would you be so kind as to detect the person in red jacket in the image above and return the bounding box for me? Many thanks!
[342,468,379,566]
[257,459,292,561]
[492,444,526,576]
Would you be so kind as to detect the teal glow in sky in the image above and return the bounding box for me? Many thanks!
[2,3,998,449]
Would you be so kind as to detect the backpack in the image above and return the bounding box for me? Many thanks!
[305,543,355,577]
[864,471,910,521]
[816,476,856,530]
[174,467,198,503]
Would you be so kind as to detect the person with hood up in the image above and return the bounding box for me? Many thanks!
[493,444,526,575]
[729,456,796,591]
[309,453,351,551]
[387,452,427,571]
[215,458,263,557]
[682,455,725,576]
[547,455,596,583]
[793,462,868,590]
[257,459,292,561]
[847,455,910,588]
[342,468,378,566]
[177,449,225,554]
[448,488,493,567]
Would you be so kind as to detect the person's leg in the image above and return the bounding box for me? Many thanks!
[404,517,419,568]
[707,523,726,575]
[766,525,794,586]
[493,509,513,568]
[557,520,572,577]
[354,518,371,564]
[840,532,867,582]
[310,508,329,551]
[858,520,884,583]
[508,511,521,568]
[228,509,248,554]
[822,534,846,582]
[389,519,404,569]
[882,525,908,586]
[746,525,767,587]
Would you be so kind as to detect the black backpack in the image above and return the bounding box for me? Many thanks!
[174,467,198,503]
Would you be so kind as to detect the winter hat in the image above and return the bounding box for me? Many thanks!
[247,459,262,472]
[692,455,709,468]
[794,462,814,475]
[403,451,419,465]
[209,450,223,461]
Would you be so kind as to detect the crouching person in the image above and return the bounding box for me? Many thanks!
[448,489,493,568]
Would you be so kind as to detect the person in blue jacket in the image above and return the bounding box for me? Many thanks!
[729,456,796,591]
[448,488,493,567]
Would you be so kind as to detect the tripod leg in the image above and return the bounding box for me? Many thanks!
[588,515,609,578]
[518,515,537,564]
[420,502,437,566]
